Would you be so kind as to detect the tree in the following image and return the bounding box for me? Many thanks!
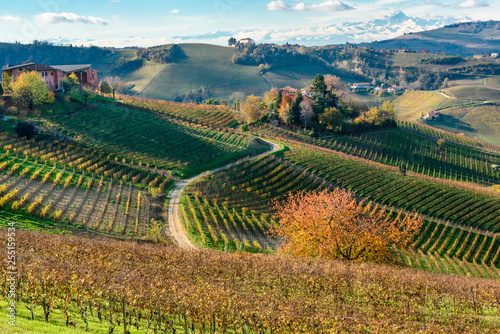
[319,107,343,130]
[289,91,303,126]
[101,76,124,99]
[0,82,3,96]
[272,189,423,263]
[278,94,293,124]
[11,71,49,109]
[299,102,315,130]
[262,90,277,109]
[2,73,11,93]
[14,121,37,139]
[80,85,96,105]
[364,101,395,126]
[61,73,79,91]
[324,74,344,92]
[273,91,282,114]
[228,37,237,46]
[239,95,262,124]
[312,74,327,97]
[99,81,111,95]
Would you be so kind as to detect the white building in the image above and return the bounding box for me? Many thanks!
[239,38,255,45]
[350,82,372,90]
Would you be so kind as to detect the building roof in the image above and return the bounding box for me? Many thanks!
[301,86,314,92]
[2,62,53,72]
[3,62,91,74]
[280,86,298,93]
[50,64,91,73]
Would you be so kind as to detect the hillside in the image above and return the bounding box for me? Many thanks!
[394,87,500,145]
[360,21,500,56]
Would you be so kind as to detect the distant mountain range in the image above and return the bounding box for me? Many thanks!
[42,11,471,48]
[360,20,500,56]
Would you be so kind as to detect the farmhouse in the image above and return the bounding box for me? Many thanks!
[424,111,441,120]
[239,38,255,45]
[279,86,298,96]
[2,62,98,91]
[300,86,316,98]
[350,82,372,90]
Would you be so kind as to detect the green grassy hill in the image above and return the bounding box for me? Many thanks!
[96,44,351,102]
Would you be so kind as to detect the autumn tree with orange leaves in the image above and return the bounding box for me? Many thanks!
[272,189,423,263]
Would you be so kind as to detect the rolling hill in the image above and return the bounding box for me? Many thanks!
[394,86,500,145]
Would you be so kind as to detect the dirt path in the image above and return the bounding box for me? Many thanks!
[438,92,456,99]
[166,139,281,250]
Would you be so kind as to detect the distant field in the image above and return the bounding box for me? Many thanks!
[394,91,447,120]
[394,87,500,145]
[484,76,500,88]
[390,53,449,66]
[428,104,500,145]
[442,86,500,102]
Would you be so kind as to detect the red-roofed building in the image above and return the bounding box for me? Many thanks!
[2,62,98,91]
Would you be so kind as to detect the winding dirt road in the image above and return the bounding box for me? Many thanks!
[166,139,281,250]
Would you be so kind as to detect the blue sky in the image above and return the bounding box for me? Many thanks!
[0,0,498,47]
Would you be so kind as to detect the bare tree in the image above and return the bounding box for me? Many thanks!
[101,76,125,99]
[300,101,315,130]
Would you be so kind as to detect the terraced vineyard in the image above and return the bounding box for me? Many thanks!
[179,149,500,281]
[402,220,500,278]
[48,98,268,177]
[401,248,500,279]
[118,94,238,128]
[281,144,500,233]
[0,133,172,190]
[0,134,166,237]
[183,155,328,251]
[257,124,500,186]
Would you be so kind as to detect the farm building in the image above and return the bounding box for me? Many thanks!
[300,86,316,98]
[424,111,441,121]
[2,62,98,91]
[350,82,372,90]
[279,86,298,96]
[239,38,255,45]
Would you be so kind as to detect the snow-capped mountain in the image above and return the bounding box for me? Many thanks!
[336,10,470,38]
[33,10,472,48]
[171,10,472,46]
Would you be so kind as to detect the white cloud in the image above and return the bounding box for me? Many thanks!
[267,0,354,12]
[456,0,489,8]
[0,15,21,22]
[112,0,120,2]
[35,12,108,25]
[170,9,180,14]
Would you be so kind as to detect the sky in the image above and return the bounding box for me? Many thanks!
[0,0,498,47]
